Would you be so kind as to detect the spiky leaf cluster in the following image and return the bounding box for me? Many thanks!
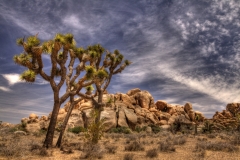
[124,60,131,66]
[74,47,85,58]
[20,70,36,82]
[16,38,24,46]
[42,41,54,54]
[54,33,76,48]
[85,65,96,80]
[95,69,108,80]
[13,53,32,66]
[27,36,40,48]
[85,85,94,92]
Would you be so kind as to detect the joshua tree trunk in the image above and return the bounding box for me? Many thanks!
[92,90,103,144]
[56,96,76,147]
[43,100,61,148]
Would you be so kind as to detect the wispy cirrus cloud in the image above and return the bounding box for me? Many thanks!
[0,86,11,92]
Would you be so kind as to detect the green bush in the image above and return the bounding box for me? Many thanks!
[109,127,131,134]
[134,126,147,133]
[68,126,86,134]
[150,124,161,134]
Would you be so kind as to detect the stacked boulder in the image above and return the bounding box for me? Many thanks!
[211,103,240,130]
[20,88,206,133]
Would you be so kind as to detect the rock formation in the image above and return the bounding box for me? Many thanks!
[21,88,206,133]
[209,103,240,130]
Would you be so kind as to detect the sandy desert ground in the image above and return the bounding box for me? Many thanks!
[0,123,240,160]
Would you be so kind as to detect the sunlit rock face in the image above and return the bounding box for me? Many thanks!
[19,88,207,133]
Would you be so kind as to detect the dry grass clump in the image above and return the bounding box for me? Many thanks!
[30,142,50,156]
[231,134,240,145]
[105,144,118,154]
[207,133,216,139]
[195,141,238,152]
[125,141,144,151]
[158,139,175,152]
[0,136,30,158]
[146,148,158,158]
[123,153,134,160]
[172,135,187,145]
[80,143,105,159]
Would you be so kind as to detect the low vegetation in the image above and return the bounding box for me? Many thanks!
[0,124,240,159]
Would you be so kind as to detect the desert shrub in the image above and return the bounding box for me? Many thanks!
[109,127,131,134]
[125,141,144,151]
[197,137,207,141]
[123,153,134,160]
[21,122,27,129]
[80,143,105,159]
[105,145,118,154]
[33,129,47,137]
[68,126,86,134]
[195,141,238,152]
[207,133,216,139]
[39,148,49,156]
[202,120,214,133]
[30,143,42,151]
[149,124,161,134]
[193,147,206,158]
[158,140,175,152]
[85,110,105,143]
[146,148,158,158]
[0,139,30,158]
[172,135,187,145]
[231,134,240,145]
[134,126,147,133]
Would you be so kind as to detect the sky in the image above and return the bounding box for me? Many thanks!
[0,0,240,123]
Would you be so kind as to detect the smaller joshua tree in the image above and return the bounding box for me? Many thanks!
[56,45,131,146]
[89,49,131,144]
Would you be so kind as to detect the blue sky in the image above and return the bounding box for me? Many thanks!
[0,0,240,123]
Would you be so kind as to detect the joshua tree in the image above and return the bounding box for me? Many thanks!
[14,33,95,148]
[89,49,131,143]
[56,46,131,146]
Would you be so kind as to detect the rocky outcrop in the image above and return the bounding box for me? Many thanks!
[20,88,206,133]
[209,103,240,130]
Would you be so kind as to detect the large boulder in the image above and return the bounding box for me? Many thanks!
[124,108,138,128]
[160,125,171,131]
[174,105,185,115]
[184,102,192,113]
[167,105,177,115]
[195,111,205,121]
[155,100,168,111]
[21,117,29,124]
[29,113,38,120]
[68,110,84,128]
[40,115,48,121]
[146,112,158,124]
[121,94,136,105]
[134,90,155,109]
[82,109,93,128]
[26,123,40,133]
[126,88,141,96]
[58,108,66,114]
[100,109,117,131]
[117,109,129,128]
[226,103,240,116]
[57,113,67,121]
[188,110,195,121]
[80,101,93,110]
